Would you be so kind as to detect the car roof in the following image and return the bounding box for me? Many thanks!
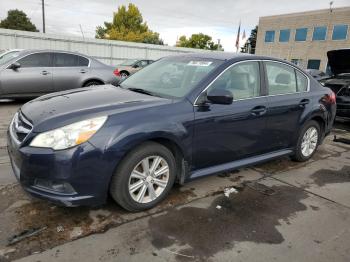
[18,49,89,57]
[168,52,289,63]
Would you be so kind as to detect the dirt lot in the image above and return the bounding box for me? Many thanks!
[0,99,350,262]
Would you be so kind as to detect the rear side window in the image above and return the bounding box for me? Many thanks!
[208,61,261,100]
[17,53,52,68]
[296,70,308,92]
[54,53,89,67]
[78,56,89,66]
[265,62,297,95]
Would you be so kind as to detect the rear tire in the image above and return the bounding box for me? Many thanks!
[84,81,103,87]
[109,142,176,212]
[292,120,320,162]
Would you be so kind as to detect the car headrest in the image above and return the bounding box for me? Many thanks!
[275,73,291,85]
[231,72,249,90]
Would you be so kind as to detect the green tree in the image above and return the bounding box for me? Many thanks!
[0,9,38,32]
[241,26,258,54]
[176,33,222,50]
[95,4,163,45]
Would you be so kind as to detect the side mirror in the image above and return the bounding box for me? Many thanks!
[133,64,140,68]
[9,62,21,70]
[207,89,233,105]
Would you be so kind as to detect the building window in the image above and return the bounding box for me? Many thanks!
[265,31,275,42]
[307,60,321,70]
[312,26,327,41]
[279,29,290,42]
[332,24,348,40]
[291,59,302,67]
[295,28,308,41]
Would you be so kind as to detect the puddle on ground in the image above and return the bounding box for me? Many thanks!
[310,166,350,187]
[0,184,198,261]
[148,184,309,261]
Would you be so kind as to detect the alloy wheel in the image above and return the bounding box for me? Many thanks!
[301,126,318,157]
[128,156,170,204]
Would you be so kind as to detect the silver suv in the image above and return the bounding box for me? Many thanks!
[0,50,120,99]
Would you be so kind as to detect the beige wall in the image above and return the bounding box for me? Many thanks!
[255,7,350,71]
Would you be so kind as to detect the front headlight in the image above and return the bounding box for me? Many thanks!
[30,116,107,150]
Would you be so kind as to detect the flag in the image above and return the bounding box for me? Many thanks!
[235,21,241,52]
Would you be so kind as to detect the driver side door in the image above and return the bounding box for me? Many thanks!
[0,52,54,96]
[192,61,269,171]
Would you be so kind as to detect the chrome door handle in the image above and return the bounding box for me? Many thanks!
[41,70,50,75]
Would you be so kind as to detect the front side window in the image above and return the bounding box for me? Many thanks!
[17,53,52,68]
[295,28,308,41]
[265,31,275,42]
[307,60,321,70]
[121,57,223,98]
[265,62,297,95]
[207,62,261,100]
[332,24,348,40]
[279,29,290,42]
[313,26,327,41]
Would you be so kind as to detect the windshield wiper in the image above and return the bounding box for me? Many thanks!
[127,88,156,96]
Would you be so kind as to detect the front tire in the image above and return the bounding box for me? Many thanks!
[110,142,176,212]
[292,120,320,162]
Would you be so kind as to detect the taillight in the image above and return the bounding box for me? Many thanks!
[324,91,336,104]
[113,68,121,77]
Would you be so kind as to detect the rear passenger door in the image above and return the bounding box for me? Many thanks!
[52,53,90,92]
[264,61,310,151]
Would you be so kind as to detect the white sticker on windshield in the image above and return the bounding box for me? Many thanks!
[187,61,213,67]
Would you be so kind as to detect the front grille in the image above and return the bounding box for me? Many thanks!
[11,112,33,143]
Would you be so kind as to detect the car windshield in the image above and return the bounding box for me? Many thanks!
[120,56,223,98]
[0,50,21,65]
[120,59,138,66]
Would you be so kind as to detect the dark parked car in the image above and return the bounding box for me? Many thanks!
[321,49,350,118]
[114,59,154,78]
[7,53,336,211]
[0,49,120,99]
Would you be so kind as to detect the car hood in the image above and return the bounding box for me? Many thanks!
[21,85,171,132]
[327,49,350,75]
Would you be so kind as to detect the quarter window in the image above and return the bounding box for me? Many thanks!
[296,71,308,92]
[208,62,260,100]
[279,29,290,42]
[265,31,275,43]
[332,24,348,40]
[265,62,297,95]
[17,53,52,68]
[313,26,327,41]
[295,28,308,41]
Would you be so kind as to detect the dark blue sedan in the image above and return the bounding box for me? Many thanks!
[7,53,336,211]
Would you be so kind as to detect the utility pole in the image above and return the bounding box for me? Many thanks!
[42,0,46,33]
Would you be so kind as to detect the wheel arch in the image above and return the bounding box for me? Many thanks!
[106,133,190,186]
[82,78,105,87]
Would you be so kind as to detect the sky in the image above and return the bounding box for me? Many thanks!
[0,0,349,52]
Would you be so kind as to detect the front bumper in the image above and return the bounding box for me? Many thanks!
[7,130,115,207]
